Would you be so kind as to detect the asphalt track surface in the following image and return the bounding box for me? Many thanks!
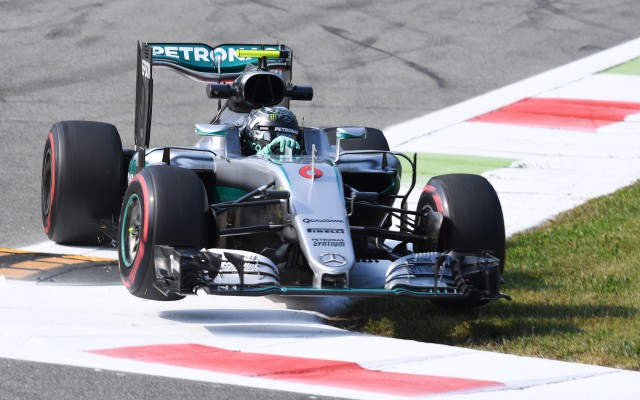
[2,1,640,399]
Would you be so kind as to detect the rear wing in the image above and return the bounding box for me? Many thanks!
[134,41,293,157]
[150,43,292,83]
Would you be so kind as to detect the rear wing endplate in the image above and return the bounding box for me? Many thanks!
[134,41,153,166]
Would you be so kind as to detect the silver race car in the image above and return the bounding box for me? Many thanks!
[41,42,509,307]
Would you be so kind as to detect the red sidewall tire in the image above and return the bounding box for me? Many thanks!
[42,132,58,236]
[118,166,209,301]
[41,121,123,244]
[118,173,153,296]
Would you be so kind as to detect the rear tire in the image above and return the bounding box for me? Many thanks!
[416,174,505,307]
[118,166,209,301]
[41,121,123,244]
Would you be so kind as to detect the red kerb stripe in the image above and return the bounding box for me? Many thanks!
[472,97,640,132]
[89,344,504,396]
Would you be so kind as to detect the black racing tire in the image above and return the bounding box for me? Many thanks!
[416,174,505,307]
[41,121,123,244]
[118,165,209,301]
[325,127,390,151]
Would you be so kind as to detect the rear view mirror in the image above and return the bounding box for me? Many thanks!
[336,127,367,140]
[195,124,228,136]
[335,127,367,160]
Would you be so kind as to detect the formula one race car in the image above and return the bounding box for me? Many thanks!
[41,41,509,307]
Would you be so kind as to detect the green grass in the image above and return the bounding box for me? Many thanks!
[399,153,514,186]
[332,181,640,370]
[603,57,640,76]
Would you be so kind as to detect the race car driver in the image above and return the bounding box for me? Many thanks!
[242,106,302,156]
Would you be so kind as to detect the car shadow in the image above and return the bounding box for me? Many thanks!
[158,308,359,339]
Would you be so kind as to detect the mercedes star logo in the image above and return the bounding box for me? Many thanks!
[319,253,347,267]
[278,112,293,122]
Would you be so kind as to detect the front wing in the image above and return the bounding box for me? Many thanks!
[152,246,508,302]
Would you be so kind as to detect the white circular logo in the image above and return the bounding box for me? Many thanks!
[319,253,347,267]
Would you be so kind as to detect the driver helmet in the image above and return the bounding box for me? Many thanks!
[245,106,301,154]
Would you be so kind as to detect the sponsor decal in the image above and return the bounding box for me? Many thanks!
[150,44,284,73]
[141,59,151,79]
[299,166,323,179]
[307,228,344,234]
[319,252,348,267]
[303,218,343,224]
[274,126,299,134]
[152,45,215,62]
[313,239,345,247]
[152,45,267,63]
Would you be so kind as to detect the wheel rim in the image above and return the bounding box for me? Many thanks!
[42,148,52,216]
[121,194,142,268]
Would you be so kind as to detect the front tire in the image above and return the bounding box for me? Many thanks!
[41,121,123,244]
[416,174,505,307]
[118,166,209,301]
